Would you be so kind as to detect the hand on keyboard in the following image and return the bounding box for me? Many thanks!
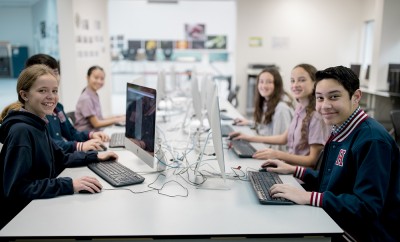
[269,183,309,205]
[97,151,119,162]
[253,147,282,160]
[81,139,107,152]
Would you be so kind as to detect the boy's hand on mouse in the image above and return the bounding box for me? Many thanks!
[261,159,296,174]
[73,176,102,193]
[97,151,118,161]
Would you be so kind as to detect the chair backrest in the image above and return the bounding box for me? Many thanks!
[390,110,400,145]
[66,111,76,125]
[227,85,240,108]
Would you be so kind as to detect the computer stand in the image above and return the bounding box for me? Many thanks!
[193,130,231,190]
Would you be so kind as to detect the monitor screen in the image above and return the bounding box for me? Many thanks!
[350,64,361,78]
[125,83,157,168]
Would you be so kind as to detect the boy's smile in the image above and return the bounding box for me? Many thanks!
[315,78,361,126]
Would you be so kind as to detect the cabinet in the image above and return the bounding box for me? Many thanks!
[11,46,28,78]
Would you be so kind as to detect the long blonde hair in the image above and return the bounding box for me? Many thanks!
[0,101,23,123]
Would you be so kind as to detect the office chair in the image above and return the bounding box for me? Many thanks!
[228,85,240,108]
[66,111,76,125]
[390,110,400,146]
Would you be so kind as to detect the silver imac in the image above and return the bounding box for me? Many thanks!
[124,82,157,168]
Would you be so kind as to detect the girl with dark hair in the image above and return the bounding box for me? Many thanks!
[250,64,330,168]
[74,65,125,131]
[230,67,294,151]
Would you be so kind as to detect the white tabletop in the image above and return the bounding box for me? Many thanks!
[0,99,342,240]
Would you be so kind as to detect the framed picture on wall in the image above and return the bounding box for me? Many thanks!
[205,35,227,49]
[185,24,206,41]
[192,41,205,49]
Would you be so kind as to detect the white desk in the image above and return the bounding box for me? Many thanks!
[0,100,342,241]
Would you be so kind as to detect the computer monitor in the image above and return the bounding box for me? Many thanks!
[157,69,167,102]
[124,83,157,168]
[350,64,361,78]
[195,81,229,189]
[388,63,400,93]
[191,74,203,123]
[365,65,370,80]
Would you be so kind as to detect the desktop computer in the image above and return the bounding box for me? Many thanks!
[124,82,160,169]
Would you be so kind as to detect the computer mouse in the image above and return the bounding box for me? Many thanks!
[78,190,94,194]
[261,163,278,169]
[258,168,267,172]
[99,144,107,151]
[228,133,239,140]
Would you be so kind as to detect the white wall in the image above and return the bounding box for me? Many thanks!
[235,0,364,114]
[108,0,236,93]
[369,0,400,91]
[32,0,59,58]
[57,0,113,115]
[0,7,34,55]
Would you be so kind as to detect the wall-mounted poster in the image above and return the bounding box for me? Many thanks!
[185,24,206,41]
[176,40,189,49]
[192,41,205,49]
[127,40,142,60]
[249,37,262,47]
[160,41,174,60]
[145,40,157,61]
[205,35,227,49]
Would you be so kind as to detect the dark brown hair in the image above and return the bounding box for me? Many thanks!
[253,67,293,125]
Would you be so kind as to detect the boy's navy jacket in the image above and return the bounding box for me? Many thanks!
[47,102,90,152]
[0,110,98,229]
[301,114,400,242]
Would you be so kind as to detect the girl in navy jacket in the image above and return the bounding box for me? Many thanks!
[0,64,118,229]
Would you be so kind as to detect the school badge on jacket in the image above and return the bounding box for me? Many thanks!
[335,149,346,166]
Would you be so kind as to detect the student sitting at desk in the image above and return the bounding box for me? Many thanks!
[262,66,400,242]
[233,64,330,168]
[0,65,118,230]
[74,65,125,131]
[25,54,109,152]
[230,67,294,151]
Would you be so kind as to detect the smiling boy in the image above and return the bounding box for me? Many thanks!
[262,66,400,241]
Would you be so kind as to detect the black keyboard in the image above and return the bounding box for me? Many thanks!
[248,171,294,205]
[109,132,125,148]
[88,160,145,187]
[230,139,256,158]
[220,113,233,120]
[221,124,234,137]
